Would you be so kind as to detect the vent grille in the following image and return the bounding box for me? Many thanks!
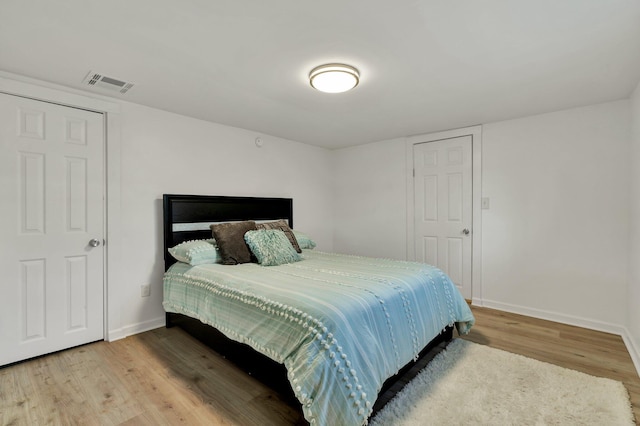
[82,71,134,94]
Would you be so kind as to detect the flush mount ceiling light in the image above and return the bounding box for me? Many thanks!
[309,63,360,93]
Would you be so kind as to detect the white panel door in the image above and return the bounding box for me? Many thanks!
[0,93,104,366]
[414,136,472,298]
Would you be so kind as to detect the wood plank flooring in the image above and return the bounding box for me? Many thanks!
[1,306,638,425]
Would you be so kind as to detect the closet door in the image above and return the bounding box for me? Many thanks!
[413,136,472,299]
[0,93,105,366]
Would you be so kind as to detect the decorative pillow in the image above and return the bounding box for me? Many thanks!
[244,229,302,266]
[168,239,219,265]
[256,220,301,253]
[292,230,317,250]
[211,221,257,265]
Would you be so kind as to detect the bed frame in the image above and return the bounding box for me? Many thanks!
[162,194,453,415]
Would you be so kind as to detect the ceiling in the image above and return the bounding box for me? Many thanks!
[1,0,640,149]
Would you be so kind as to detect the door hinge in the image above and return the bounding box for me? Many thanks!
[413,168,415,177]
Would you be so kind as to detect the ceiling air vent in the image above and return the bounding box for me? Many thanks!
[82,71,134,94]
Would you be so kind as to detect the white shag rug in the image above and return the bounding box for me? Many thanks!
[370,339,634,425]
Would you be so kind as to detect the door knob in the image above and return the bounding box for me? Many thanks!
[89,238,101,247]
[462,229,470,235]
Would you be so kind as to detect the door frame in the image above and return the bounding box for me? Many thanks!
[405,125,482,304]
[0,71,122,341]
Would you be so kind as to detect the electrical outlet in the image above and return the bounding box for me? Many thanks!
[141,284,151,297]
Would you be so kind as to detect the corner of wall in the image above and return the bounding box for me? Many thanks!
[627,79,640,372]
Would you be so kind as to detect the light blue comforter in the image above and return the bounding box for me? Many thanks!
[163,250,474,426]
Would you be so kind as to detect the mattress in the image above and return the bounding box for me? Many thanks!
[163,250,474,426]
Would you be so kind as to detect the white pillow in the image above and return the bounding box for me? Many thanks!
[168,239,220,265]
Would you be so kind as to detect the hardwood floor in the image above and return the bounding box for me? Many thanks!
[1,306,638,425]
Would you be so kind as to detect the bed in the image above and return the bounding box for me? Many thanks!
[162,194,474,426]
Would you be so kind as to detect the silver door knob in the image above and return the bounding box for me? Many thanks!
[89,238,101,247]
[462,229,470,235]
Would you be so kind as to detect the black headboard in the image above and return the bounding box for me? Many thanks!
[163,194,293,270]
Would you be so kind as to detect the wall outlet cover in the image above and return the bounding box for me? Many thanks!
[141,284,151,297]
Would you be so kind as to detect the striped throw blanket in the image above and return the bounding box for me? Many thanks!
[163,250,474,426]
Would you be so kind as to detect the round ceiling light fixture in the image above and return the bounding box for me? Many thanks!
[309,63,360,93]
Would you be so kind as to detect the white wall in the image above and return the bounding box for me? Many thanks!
[332,138,407,259]
[629,82,640,365]
[114,102,334,336]
[481,101,630,328]
[333,100,631,331]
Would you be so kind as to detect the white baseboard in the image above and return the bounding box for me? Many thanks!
[474,298,625,335]
[107,316,165,342]
[471,296,484,307]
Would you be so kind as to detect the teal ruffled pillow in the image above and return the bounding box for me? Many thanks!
[292,230,316,250]
[168,239,220,265]
[244,229,301,266]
